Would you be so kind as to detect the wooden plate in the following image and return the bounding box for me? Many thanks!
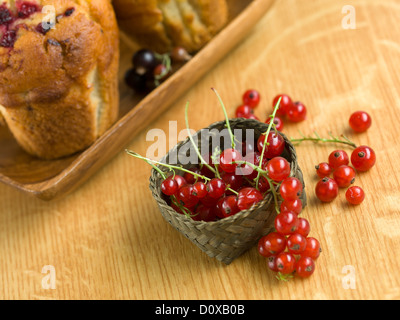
[0,0,275,200]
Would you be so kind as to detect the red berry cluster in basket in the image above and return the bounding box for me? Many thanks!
[314,111,375,205]
[159,93,294,222]
[235,91,307,131]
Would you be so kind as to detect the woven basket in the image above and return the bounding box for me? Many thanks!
[149,118,307,265]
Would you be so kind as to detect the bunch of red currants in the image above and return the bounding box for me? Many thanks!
[315,111,375,205]
[235,91,307,131]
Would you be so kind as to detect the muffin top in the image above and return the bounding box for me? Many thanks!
[0,0,118,107]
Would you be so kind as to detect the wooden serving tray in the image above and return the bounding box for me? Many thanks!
[0,0,275,200]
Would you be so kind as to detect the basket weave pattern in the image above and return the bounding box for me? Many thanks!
[149,119,307,265]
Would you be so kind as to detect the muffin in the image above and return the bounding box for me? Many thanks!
[113,0,228,53]
[0,0,119,159]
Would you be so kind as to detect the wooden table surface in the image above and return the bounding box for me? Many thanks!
[1,0,400,300]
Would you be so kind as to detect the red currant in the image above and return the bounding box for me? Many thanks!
[257,176,271,193]
[297,218,311,237]
[220,171,244,193]
[346,186,365,205]
[333,165,356,188]
[218,195,240,218]
[206,178,226,199]
[328,150,349,169]
[219,148,241,173]
[240,152,267,179]
[259,232,287,256]
[161,177,179,196]
[274,211,299,235]
[295,257,315,278]
[287,233,307,254]
[243,89,261,108]
[301,237,321,260]
[266,157,291,182]
[276,252,296,274]
[351,146,376,172]
[237,187,263,211]
[280,199,303,215]
[267,255,279,272]
[235,104,254,118]
[286,101,307,122]
[272,94,293,116]
[315,162,333,178]
[173,175,187,189]
[266,116,284,131]
[279,177,303,201]
[257,132,285,158]
[192,181,208,198]
[177,185,199,208]
[258,238,271,258]
[199,193,219,208]
[349,111,372,133]
[315,177,339,202]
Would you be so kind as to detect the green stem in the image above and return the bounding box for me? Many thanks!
[125,150,238,195]
[184,102,217,174]
[254,97,282,189]
[212,88,235,149]
[290,131,357,149]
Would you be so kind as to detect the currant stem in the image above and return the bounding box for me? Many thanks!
[211,88,236,149]
[254,97,282,189]
[290,131,357,149]
[125,150,238,195]
[184,102,217,175]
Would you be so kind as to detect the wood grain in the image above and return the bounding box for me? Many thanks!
[1,0,400,300]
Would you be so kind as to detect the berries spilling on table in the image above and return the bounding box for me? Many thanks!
[124,46,191,93]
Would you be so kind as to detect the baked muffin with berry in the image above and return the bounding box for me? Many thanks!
[113,0,228,53]
[0,0,119,159]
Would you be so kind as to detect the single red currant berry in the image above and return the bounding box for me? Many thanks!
[206,178,226,199]
[266,157,291,182]
[243,89,261,108]
[257,176,271,193]
[301,237,321,260]
[349,111,372,133]
[240,151,268,179]
[192,181,208,198]
[192,204,217,222]
[280,199,303,215]
[220,171,244,193]
[315,162,333,178]
[297,218,311,237]
[333,165,356,188]
[258,238,271,258]
[286,101,307,122]
[266,116,284,131]
[267,255,279,272]
[219,148,242,173]
[161,177,179,196]
[235,104,254,118]
[279,177,303,201]
[315,177,339,202]
[237,187,264,211]
[295,257,315,278]
[274,211,299,235]
[346,186,365,205]
[259,232,287,256]
[218,195,240,218]
[173,175,187,189]
[177,185,199,208]
[257,132,285,158]
[351,146,376,172]
[287,233,307,254]
[275,252,296,274]
[199,193,219,208]
[272,94,293,116]
[328,150,349,169]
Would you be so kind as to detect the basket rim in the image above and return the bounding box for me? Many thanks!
[149,118,301,226]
